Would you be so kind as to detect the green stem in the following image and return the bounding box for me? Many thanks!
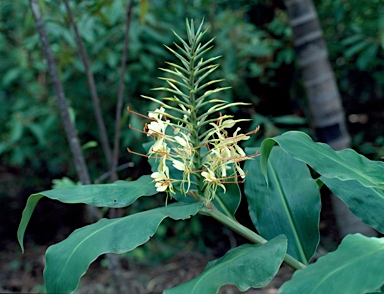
[187,34,205,194]
[212,195,236,221]
[199,204,306,271]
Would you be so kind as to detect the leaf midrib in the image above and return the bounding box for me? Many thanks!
[269,160,308,264]
[54,216,136,292]
[189,246,256,292]
[282,134,378,187]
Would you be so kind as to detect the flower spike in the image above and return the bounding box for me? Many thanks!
[128,19,260,201]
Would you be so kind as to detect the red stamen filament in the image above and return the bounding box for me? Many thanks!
[127,106,157,121]
[127,148,156,159]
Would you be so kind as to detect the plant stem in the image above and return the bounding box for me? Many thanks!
[187,32,204,193]
[63,0,113,171]
[30,0,90,185]
[30,0,101,222]
[200,204,306,271]
[111,0,134,182]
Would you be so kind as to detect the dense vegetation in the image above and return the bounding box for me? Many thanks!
[1,1,383,292]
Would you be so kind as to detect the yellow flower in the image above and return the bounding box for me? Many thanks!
[148,107,166,120]
[201,169,216,181]
[172,160,186,171]
[151,171,173,192]
[151,137,166,153]
[202,168,226,193]
[233,144,246,157]
[235,165,246,179]
[174,135,188,148]
[147,119,168,136]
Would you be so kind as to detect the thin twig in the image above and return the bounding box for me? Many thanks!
[63,0,113,170]
[30,0,101,222]
[30,0,91,185]
[95,162,134,184]
[110,0,134,182]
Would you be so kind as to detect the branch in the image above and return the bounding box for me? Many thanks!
[63,0,113,169]
[30,0,91,185]
[200,204,306,271]
[95,162,134,184]
[110,0,134,182]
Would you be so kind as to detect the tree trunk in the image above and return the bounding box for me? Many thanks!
[283,0,376,237]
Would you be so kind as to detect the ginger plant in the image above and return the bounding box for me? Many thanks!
[129,19,259,203]
[18,19,384,294]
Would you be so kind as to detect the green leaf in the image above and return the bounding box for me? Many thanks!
[0,142,9,155]
[279,234,384,294]
[26,123,47,145]
[244,147,320,264]
[164,235,287,294]
[320,177,384,233]
[2,67,21,86]
[81,140,98,150]
[212,181,241,218]
[9,119,23,143]
[51,177,80,189]
[260,131,384,233]
[340,34,362,46]
[44,202,202,294]
[356,43,379,70]
[261,131,384,188]
[344,39,371,58]
[17,175,157,252]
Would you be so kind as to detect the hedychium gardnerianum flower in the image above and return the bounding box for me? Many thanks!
[126,20,306,271]
[128,19,259,202]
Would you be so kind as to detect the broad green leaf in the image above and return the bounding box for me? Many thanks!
[320,177,384,233]
[165,235,287,294]
[44,202,202,294]
[244,147,320,264]
[279,234,384,294]
[212,181,241,218]
[260,131,384,189]
[17,175,157,252]
[260,131,384,232]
